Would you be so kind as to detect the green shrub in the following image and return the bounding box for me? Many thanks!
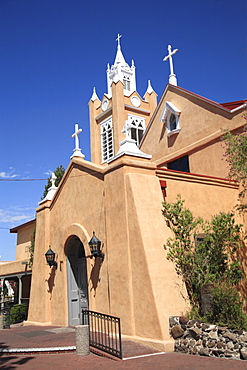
[10,304,28,324]
[205,283,247,330]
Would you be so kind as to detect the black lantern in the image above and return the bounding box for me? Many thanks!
[88,232,104,261]
[45,247,57,269]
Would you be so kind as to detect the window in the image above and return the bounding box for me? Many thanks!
[123,76,130,91]
[167,155,190,172]
[169,113,177,131]
[128,114,145,146]
[161,101,181,137]
[100,117,114,163]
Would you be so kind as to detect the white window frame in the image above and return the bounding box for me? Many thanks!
[161,101,181,137]
[100,117,114,163]
[123,75,131,91]
[127,114,146,146]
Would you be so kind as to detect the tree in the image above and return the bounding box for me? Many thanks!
[163,196,246,328]
[41,165,65,200]
[222,114,247,212]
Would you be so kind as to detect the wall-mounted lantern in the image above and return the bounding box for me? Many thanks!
[45,247,57,269]
[88,232,104,261]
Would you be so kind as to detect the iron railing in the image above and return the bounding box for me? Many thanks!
[0,303,29,329]
[82,310,122,359]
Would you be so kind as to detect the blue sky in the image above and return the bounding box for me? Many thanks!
[0,0,246,261]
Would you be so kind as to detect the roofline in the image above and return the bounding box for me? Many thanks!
[167,84,247,113]
[10,219,36,233]
[140,84,246,147]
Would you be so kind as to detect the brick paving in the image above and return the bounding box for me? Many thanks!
[1,325,247,369]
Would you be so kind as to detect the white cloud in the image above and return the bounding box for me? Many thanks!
[0,168,19,178]
[44,170,53,176]
[0,172,18,178]
[0,207,35,225]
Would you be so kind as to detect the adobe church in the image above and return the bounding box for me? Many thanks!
[0,37,246,351]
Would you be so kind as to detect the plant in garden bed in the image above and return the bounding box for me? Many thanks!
[163,195,246,329]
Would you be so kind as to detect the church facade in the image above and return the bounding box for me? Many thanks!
[1,39,246,351]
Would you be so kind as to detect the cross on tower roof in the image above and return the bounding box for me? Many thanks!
[116,33,122,47]
[70,123,85,159]
[163,44,178,86]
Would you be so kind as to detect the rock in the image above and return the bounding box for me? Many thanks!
[169,316,179,327]
[217,326,228,333]
[187,320,201,328]
[226,341,234,350]
[198,348,210,356]
[217,341,226,349]
[179,316,189,326]
[222,330,238,343]
[233,329,243,335]
[212,349,224,357]
[171,325,184,339]
[191,346,198,355]
[204,325,217,332]
[225,350,236,358]
[188,339,196,347]
[240,348,247,360]
[240,333,247,342]
[188,327,202,340]
[208,330,218,339]
[207,340,217,348]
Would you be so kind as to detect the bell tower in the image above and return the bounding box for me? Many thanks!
[89,35,157,165]
[106,34,136,98]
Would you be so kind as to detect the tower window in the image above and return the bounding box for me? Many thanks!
[123,76,130,91]
[100,117,114,163]
[128,114,146,146]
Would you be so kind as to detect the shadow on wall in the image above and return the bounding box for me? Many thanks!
[46,267,56,298]
[90,257,103,297]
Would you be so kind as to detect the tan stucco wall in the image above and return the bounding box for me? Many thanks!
[27,157,190,350]
[0,260,31,277]
[15,223,34,261]
[27,153,242,350]
[141,86,245,178]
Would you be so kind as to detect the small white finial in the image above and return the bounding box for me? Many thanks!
[51,172,57,188]
[39,172,57,204]
[163,44,178,86]
[146,80,154,94]
[91,87,99,101]
[71,123,85,159]
[116,33,122,47]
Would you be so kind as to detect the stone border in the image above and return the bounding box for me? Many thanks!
[170,316,247,360]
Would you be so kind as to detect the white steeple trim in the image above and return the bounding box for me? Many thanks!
[108,120,151,162]
[146,80,154,94]
[70,123,85,159]
[39,172,58,204]
[106,34,137,98]
[163,44,178,86]
[91,87,99,101]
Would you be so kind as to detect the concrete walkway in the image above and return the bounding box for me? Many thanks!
[1,324,247,369]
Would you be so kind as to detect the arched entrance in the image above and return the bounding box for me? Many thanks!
[66,236,88,326]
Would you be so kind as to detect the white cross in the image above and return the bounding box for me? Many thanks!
[122,120,133,139]
[72,123,82,150]
[116,33,122,47]
[71,123,85,159]
[163,45,178,85]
